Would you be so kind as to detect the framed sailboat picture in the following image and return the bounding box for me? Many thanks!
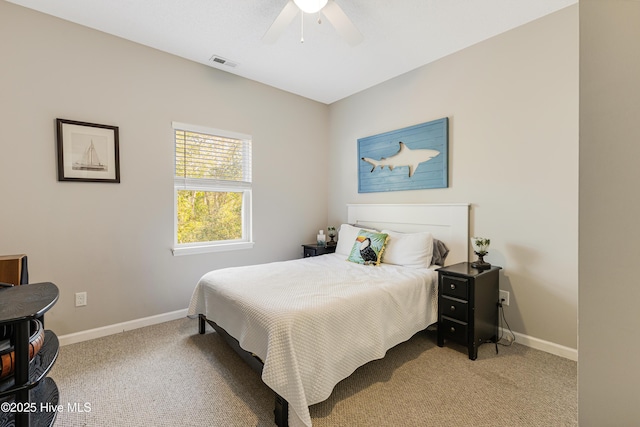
[56,119,120,183]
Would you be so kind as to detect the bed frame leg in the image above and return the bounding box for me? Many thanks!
[274,394,289,427]
[201,315,287,426]
[198,314,206,334]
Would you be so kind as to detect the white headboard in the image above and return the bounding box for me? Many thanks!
[347,203,470,266]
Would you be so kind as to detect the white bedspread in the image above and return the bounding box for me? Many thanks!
[187,253,438,427]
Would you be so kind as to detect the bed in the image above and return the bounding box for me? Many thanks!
[187,203,470,427]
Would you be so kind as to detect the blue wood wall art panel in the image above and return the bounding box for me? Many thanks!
[358,118,448,193]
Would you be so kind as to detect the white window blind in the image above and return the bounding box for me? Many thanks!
[172,122,253,255]
[174,127,251,185]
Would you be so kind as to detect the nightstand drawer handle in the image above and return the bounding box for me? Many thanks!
[450,326,456,333]
[450,305,456,312]
[450,284,456,290]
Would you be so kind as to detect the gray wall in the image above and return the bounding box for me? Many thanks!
[328,6,579,351]
[579,0,640,424]
[0,1,329,335]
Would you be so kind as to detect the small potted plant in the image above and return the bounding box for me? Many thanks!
[327,226,337,245]
[471,237,491,270]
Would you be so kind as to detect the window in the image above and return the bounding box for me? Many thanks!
[172,122,253,255]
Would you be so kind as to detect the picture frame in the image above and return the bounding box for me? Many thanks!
[357,117,448,193]
[56,118,120,183]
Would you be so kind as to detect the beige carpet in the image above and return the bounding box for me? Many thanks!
[49,318,576,426]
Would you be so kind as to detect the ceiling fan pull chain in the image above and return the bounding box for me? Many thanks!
[300,12,304,43]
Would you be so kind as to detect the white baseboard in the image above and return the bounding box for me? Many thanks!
[58,309,578,362]
[58,309,189,346]
[502,328,578,361]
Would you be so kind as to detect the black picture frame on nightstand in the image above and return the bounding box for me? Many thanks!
[436,262,501,360]
[302,244,337,258]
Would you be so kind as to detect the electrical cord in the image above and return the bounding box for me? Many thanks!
[497,299,516,346]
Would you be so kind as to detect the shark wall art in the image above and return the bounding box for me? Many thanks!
[361,142,440,178]
[357,118,448,193]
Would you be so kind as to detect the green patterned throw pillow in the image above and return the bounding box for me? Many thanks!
[347,230,389,266]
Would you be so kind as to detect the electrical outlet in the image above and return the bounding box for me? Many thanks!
[75,292,87,307]
[499,290,510,306]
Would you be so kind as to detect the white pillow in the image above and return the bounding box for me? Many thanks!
[380,229,434,268]
[336,224,371,256]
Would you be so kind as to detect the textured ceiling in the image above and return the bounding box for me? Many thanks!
[7,0,576,104]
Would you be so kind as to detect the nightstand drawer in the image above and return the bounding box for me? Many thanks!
[303,247,317,257]
[440,296,468,322]
[440,316,468,344]
[441,276,469,300]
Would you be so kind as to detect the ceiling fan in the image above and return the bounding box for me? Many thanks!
[263,0,363,46]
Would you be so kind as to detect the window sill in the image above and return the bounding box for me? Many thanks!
[172,241,254,256]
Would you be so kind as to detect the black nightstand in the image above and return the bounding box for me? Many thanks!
[436,262,501,360]
[302,244,336,258]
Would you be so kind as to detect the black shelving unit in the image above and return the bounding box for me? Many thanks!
[0,282,60,427]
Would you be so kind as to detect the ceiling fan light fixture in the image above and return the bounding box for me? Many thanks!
[294,0,328,14]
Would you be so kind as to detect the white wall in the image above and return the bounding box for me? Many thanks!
[328,6,579,351]
[579,0,640,424]
[0,2,329,335]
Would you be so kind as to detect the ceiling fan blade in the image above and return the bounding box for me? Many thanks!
[263,0,299,44]
[322,0,363,46]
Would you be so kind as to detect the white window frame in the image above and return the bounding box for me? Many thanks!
[171,122,254,256]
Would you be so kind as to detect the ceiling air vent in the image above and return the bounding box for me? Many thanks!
[209,55,238,68]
